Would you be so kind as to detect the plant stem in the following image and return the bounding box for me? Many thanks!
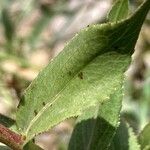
[0,124,23,150]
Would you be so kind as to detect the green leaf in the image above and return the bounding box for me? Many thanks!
[108,0,129,22]
[110,121,140,150]
[128,125,140,150]
[68,88,122,150]
[18,52,130,143]
[1,8,15,53]
[0,114,15,128]
[16,0,150,144]
[1,8,15,42]
[23,141,43,150]
[0,145,11,150]
[139,123,150,150]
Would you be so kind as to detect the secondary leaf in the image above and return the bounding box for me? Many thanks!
[108,0,129,22]
[23,141,43,150]
[0,145,11,150]
[110,121,140,150]
[138,122,150,150]
[128,126,140,150]
[16,0,150,144]
[0,114,15,128]
[1,8,15,42]
[68,88,122,150]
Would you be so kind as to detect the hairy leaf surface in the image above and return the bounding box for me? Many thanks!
[110,122,140,150]
[16,0,150,143]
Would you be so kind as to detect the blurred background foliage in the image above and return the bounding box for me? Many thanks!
[0,0,149,149]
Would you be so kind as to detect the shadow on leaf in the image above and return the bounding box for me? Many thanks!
[68,117,116,150]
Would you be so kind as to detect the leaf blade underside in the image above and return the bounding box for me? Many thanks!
[16,0,150,143]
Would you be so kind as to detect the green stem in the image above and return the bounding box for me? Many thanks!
[0,124,23,150]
